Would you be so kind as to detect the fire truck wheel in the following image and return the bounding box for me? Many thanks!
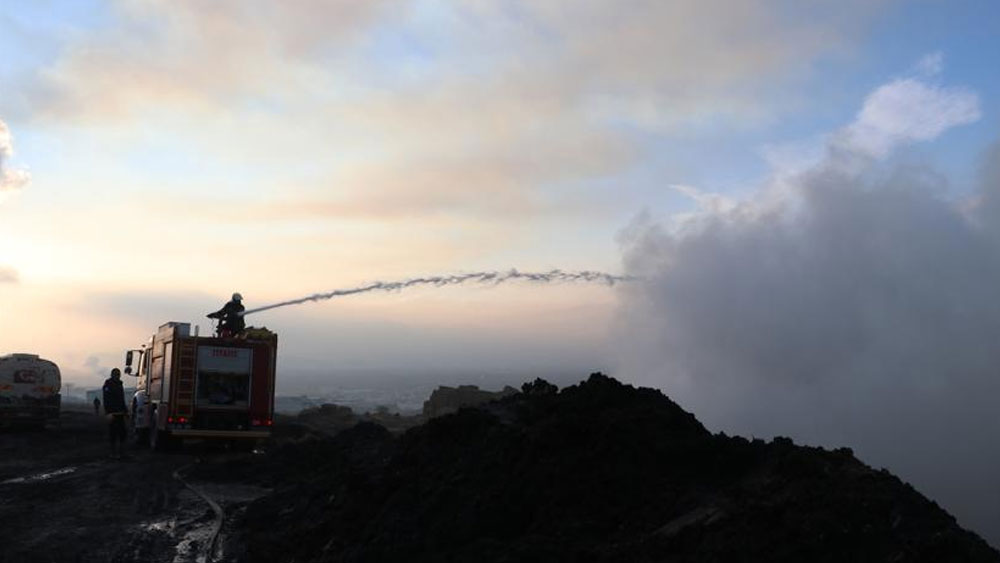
[151,421,173,452]
[228,439,255,453]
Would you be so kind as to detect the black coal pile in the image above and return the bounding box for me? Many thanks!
[235,374,999,562]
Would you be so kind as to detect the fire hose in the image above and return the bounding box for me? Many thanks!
[173,464,225,562]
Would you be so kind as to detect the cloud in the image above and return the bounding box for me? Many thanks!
[503,0,885,129]
[33,1,885,127]
[0,266,18,283]
[0,119,30,193]
[914,51,944,77]
[232,142,628,221]
[615,70,1000,544]
[14,1,888,225]
[669,184,738,215]
[35,0,399,119]
[835,77,980,159]
[970,141,1000,238]
[73,289,226,338]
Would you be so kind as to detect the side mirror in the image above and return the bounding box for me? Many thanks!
[125,350,134,367]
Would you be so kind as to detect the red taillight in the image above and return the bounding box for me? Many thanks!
[266,419,273,426]
[178,417,188,424]
[252,418,274,427]
[167,416,175,423]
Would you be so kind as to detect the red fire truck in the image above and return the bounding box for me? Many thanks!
[126,322,277,450]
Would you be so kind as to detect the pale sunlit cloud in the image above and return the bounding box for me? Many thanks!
[34,0,400,120]
[835,77,981,159]
[914,51,944,77]
[0,266,18,283]
[0,119,30,195]
[36,1,883,125]
[239,139,631,221]
[23,0,888,224]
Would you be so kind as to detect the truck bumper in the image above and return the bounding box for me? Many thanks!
[0,405,58,423]
[169,429,271,439]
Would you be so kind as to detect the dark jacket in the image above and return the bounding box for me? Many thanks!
[103,377,127,415]
[210,300,246,333]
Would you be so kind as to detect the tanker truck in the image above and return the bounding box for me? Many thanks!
[0,353,61,427]
[126,322,277,450]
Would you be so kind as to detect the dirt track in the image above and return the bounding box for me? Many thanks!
[0,406,268,563]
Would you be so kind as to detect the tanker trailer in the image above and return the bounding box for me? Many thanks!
[0,353,61,427]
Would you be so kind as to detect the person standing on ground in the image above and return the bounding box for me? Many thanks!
[93,396,100,415]
[102,368,128,460]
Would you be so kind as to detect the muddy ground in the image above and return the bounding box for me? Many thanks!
[0,406,270,563]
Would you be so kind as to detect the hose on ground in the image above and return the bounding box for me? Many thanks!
[173,464,225,562]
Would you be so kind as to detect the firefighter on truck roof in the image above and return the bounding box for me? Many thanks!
[208,292,246,337]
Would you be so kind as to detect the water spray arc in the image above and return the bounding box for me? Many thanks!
[241,269,634,317]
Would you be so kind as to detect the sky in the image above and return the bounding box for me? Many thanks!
[3,0,1000,545]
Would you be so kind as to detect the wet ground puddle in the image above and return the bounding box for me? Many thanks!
[0,466,77,484]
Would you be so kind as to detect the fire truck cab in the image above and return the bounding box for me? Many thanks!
[127,322,277,450]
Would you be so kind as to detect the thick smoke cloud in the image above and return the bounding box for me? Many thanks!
[617,73,1000,545]
[0,119,30,193]
[83,355,113,380]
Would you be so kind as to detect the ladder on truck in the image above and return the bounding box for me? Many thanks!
[174,340,197,420]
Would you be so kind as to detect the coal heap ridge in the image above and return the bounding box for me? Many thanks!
[236,373,999,562]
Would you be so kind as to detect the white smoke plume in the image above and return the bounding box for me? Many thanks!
[83,355,113,380]
[616,69,1000,545]
[0,119,30,194]
[242,269,633,316]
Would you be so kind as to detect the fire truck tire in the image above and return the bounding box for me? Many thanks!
[131,399,148,447]
[151,420,174,452]
[228,439,256,453]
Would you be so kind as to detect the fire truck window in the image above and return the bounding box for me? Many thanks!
[196,371,249,406]
[195,347,252,407]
